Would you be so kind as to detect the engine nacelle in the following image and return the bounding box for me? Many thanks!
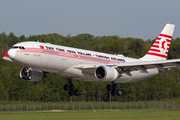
[94,66,119,81]
[20,67,43,82]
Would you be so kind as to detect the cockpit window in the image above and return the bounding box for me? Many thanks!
[19,46,25,49]
[11,46,25,50]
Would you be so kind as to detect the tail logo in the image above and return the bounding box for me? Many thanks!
[140,24,174,61]
[161,40,166,50]
[159,37,168,54]
[39,45,44,49]
[147,34,172,58]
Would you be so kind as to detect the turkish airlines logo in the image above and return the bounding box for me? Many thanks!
[159,37,168,54]
[39,45,44,49]
[147,34,171,58]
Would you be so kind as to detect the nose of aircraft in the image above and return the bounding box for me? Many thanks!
[8,49,16,58]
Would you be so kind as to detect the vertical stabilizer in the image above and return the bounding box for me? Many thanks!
[140,24,175,61]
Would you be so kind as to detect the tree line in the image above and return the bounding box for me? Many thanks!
[0,32,180,102]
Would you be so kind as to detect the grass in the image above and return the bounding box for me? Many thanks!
[0,109,180,120]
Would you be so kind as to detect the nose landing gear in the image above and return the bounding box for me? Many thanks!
[21,67,32,80]
[64,78,79,96]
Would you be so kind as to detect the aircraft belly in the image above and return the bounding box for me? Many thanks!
[60,67,97,80]
[115,69,159,83]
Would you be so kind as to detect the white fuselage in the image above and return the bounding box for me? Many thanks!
[8,41,159,83]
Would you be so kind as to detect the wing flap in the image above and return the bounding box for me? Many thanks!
[117,59,180,72]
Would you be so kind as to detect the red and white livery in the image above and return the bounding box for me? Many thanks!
[3,24,180,96]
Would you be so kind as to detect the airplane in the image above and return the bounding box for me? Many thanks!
[3,23,180,96]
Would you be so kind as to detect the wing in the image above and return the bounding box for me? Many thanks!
[74,59,180,75]
[117,59,180,73]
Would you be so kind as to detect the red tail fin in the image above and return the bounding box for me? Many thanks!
[140,24,175,61]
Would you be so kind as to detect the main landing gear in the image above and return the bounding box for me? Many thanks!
[64,78,79,96]
[106,82,122,96]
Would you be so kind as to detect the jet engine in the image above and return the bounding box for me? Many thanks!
[94,66,119,81]
[20,67,43,82]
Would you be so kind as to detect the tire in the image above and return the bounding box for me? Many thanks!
[74,89,79,96]
[117,89,122,96]
[69,84,74,91]
[68,90,74,96]
[111,90,117,96]
[106,84,112,91]
[64,84,69,91]
[112,84,117,90]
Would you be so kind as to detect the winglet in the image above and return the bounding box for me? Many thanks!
[2,50,13,62]
[140,24,175,61]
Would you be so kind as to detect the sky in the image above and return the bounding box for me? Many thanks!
[0,0,180,40]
